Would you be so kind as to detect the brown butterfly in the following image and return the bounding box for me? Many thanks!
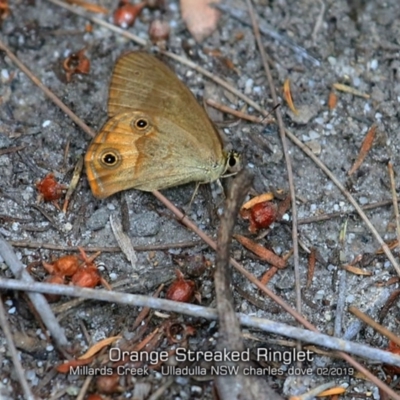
[84,51,239,199]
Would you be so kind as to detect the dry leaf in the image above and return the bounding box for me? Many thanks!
[328,91,338,110]
[57,357,94,373]
[283,78,298,115]
[332,83,370,99]
[317,387,346,397]
[234,234,286,269]
[241,192,274,210]
[180,0,220,43]
[79,335,122,360]
[342,264,372,276]
[110,214,138,271]
[348,124,377,176]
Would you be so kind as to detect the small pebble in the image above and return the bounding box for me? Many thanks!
[1,69,9,81]
[63,222,73,232]
[86,208,110,231]
[244,78,254,95]
[287,104,319,125]
[306,140,321,155]
[370,59,378,70]
[109,272,118,281]
[130,211,160,237]
[42,120,51,128]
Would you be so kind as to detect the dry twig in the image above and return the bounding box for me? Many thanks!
[0,299,35,400]
[214,169,283,400]
[388,162,400,252]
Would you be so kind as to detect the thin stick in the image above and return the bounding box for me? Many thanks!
[0,299,35,400]
[245,0,302,319]
[2,277,400,369]
[334,269,346,337]
[7,240,203,252]
[311,0,326,45]
[388,162,400,252]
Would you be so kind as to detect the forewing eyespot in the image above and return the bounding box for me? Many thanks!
[99,150,121,168]
[136,119,148,129]
[131,116,151,134]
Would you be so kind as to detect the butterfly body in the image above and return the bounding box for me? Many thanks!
[85,51,237,199]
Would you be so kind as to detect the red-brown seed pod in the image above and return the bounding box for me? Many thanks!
[36,173,67,202]
[96,374,120,394]
[51,255,80,277]
[113,1,146,28]
[148,19,170,45]
[166,270,195,303]
[242,201,278,233]
[71,267,101,288]
[0,0,10,21]
[63,48,90,82]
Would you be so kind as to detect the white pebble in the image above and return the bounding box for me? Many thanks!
[25,370,36,381]
[42,120,51,128]
[282,213,290,221]
[327,56,336,66]
[244,78,254,95]
[370,59,378,70]
[324,311,332,321]
[63,222,73,232]
[364,103,371,113]
[46,345,54,352]
[109,272,118,281]
[8,307,16,314]
[346,294,355,303]
[1,69,9,81]
[309,130,320,140]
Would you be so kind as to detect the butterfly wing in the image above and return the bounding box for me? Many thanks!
[85,112,228,198]
[108,51,224,154]
[85,51,231,199]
